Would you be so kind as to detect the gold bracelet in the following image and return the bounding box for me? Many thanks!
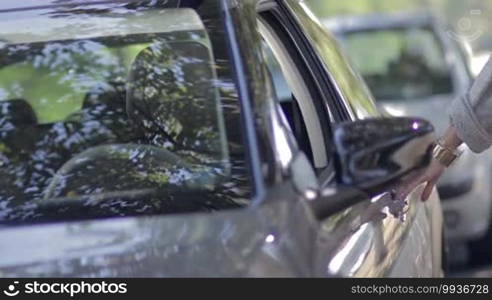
[432,140,461,167]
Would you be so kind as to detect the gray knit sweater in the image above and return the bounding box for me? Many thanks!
[450,57,492,153]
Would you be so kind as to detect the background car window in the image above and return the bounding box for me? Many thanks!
[344,27,454,101]
[0,5,250,224]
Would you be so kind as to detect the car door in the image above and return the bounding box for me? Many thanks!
[257,0,443,277]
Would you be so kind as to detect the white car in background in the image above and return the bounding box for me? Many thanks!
[326,12,492,265]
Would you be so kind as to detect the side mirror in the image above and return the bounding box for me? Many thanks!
[334,117,434,192]
[310,117,434,219]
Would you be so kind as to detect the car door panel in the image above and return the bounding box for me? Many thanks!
[0,190,317,277]
[312,188,435,277]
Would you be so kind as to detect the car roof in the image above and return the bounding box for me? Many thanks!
[0,0,119,11]
[0,0,212,45]
[325,12,437,34]
[0,0,208,12]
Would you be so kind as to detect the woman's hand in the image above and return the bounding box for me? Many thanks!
[397,125,462,201]
[420,159,447,201]
[396,159,446,202]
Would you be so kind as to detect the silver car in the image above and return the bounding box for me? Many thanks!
[326,12,492,264]
[0,0,443,277]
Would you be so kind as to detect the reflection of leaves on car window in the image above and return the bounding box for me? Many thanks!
[127,39,225,156]
[0,24,249,224]
[0,40,147,123]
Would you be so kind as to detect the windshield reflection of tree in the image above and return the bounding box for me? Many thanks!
[0,32,248,223]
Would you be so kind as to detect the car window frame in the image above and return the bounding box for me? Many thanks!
[281,0,381,121]
[259,19,328,169]
[257,3,339,186]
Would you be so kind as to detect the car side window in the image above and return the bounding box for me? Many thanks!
[0,6,251,224]
[259,19,329,171]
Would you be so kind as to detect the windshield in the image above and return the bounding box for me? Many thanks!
[343,26,454,101]
[0,2,250,224]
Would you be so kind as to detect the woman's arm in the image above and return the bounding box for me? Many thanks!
[450,57,492,153]
[440,126,462,150]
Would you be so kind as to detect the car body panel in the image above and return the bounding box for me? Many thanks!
[0,192,320,277]
[312,188,438,277]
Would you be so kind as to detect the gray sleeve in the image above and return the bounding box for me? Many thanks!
[450,57,492,153]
